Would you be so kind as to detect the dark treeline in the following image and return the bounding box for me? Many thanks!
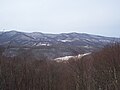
[0,43,120,90]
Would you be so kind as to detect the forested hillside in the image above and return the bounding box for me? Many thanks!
[0,31,119,59]
[0,43,120,90]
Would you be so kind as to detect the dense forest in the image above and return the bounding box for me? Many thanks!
[0,43,120,90]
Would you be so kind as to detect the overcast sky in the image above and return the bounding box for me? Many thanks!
[0,0,120,37]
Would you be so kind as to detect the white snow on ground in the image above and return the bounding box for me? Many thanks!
[35,42,51,46]
[54,53,91,62]
[60,40,74,42]
[54,56,73,61]
[77,53,91,58]
[99,40,111,42]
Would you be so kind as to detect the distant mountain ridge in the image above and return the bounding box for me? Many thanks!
[0,30,119,59]
[0,30,118,46]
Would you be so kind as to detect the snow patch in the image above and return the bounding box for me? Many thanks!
[54,53,91,62]
[35,42,51,46]
[59,40,74,42]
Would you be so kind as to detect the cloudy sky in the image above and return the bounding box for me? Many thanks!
[0,0,120,37]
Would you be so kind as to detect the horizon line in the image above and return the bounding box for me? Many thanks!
[0,29,119,38]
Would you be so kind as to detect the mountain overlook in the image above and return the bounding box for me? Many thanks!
[0,30,119,59]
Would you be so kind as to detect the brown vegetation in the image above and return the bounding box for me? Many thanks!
[0,43,120,90]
